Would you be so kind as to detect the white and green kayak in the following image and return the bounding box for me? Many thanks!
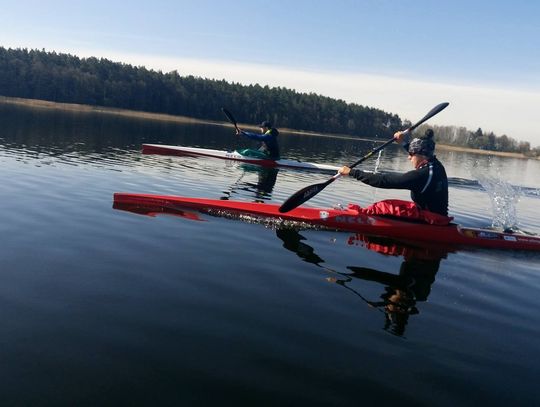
[142,144,341,172]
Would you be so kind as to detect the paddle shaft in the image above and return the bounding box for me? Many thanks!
[323,137,396,186]
[344,102,450,173]
[221,108,240,132]
[278,138,396,213]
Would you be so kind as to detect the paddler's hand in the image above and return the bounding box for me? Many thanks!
[394,131,406,143]
[339,166,351,176]
[235,128,242,135]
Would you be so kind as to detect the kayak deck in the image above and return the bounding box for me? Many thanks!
[113,193,540,251]
[141,144,341,172]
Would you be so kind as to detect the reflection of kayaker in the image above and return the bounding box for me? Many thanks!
[351,235,446,336]
[249,167,279,202]
[275,228,325,265]
[345,251,443,337]
[275,228,445,337]
[221,166,279,203]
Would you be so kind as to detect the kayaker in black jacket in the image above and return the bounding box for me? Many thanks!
[339,129,449,216]
[236,120,280,160]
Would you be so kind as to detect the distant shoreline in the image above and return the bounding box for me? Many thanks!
[0,96,532,159]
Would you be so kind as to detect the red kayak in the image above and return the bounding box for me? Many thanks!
[113,193,540,251]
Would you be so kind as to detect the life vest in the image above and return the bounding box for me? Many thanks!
[261,128,280,159]
[349,199,454,226]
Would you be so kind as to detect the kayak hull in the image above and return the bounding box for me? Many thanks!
[113,193,540,251]
[141,144,341,172]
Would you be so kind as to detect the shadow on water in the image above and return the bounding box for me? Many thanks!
[276,229,449,337]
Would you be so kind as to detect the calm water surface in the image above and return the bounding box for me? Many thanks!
[1,104,539,406]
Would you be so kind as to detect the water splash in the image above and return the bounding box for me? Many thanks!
[206,209,331,231]
[373,150,383,174]
[472,160,522,230]
[364,149,384,203]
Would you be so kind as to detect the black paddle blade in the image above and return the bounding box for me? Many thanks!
[408,102,449,132]
[221,107,237,126]
[279,178,336,213]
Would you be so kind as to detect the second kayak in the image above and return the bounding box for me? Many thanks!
[142,144,341,172]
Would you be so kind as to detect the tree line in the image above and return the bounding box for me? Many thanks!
[0,47,537,156]
[415,124,538,156]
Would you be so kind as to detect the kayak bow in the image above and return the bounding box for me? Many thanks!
[142,144,341,172]
[113,193,540,251]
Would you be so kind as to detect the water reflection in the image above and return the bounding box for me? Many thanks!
[112,200,203,221]
[2,102,539,198]
[111,194,446,336]
[276,229,449,337]
[221,165,279,202]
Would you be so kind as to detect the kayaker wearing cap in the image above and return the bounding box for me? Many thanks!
[339,129,449,216]
[236,120,280,160]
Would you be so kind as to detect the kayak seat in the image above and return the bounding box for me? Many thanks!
[237,149,272,159]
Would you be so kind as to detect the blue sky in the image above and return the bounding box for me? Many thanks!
[2,0,540,145]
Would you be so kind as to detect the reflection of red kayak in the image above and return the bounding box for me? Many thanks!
[346,233,453,259]
[113,193,540,251]
[142,144,341,172]
[113,200,203,221]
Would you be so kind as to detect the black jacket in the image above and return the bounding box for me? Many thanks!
[349,157,449,216]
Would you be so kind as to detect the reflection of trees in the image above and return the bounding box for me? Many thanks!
[276,229,449,337]
[0,102,224,156]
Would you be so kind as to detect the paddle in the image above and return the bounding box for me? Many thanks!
[221,107,240,133]
[278,102,449,213]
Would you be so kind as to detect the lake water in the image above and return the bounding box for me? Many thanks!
[1,103,539,406]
